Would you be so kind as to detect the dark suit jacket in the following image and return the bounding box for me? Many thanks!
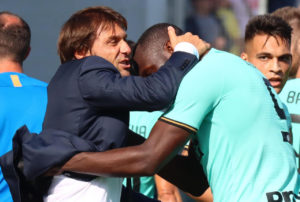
[0,52,197,202]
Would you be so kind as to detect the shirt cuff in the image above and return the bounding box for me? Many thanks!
[174,42,199,60]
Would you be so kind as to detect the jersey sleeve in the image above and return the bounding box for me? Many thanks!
[160,52,224,134]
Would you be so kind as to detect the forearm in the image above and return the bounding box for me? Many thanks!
[62,144,154,177]
[62,121,190,178]
[155,175,182,202]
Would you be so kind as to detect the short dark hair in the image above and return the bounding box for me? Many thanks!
[0,11,31,64]
[244,14,292,47]
[58,6,127,63]
[272,6,300,32]
[136,23,183,58]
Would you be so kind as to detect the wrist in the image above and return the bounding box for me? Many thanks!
[174,42,199,59]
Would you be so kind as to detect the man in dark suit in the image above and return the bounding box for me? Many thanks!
[0,6,209,202]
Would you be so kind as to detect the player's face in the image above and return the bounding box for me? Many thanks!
[133,45,160,77]
[87,24,132,77]
[241,34,292,93]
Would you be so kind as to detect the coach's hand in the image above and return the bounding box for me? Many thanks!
[168,26,210,57]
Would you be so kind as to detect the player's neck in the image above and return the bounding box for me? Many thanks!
[200,47,211,60]
[0,60,23,73]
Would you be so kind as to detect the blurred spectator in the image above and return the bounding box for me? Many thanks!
[268,0,297,13]
[228,0,258,37]
[185,0,228,50]
[215,0,243,54]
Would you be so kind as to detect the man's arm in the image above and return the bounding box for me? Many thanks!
[61,121,208,195]
[79,28,209,111]
[79,52,197,111]
[62,121,189,176]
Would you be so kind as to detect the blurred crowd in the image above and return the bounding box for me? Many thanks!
[185,0,299,55]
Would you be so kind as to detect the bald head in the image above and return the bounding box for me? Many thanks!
[0,13,22,26]
[133,23,183,77]
[0,11,31,64]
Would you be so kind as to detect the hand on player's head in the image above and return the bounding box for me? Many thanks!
[168,26,210,57]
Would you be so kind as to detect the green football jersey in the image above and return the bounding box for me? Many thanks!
[280,79,300,170]
[161,49,299,202]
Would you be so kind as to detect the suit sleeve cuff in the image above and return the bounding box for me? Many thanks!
[174,42,199,60]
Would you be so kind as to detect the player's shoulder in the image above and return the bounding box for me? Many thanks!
[205,48,241,60]
[199,48,251,76]
[280,78,300,94]
[202,48,248,68]
[285,78,300,87]
[0,72,12,84]
[21,74,47,87]
[0,72,47,87]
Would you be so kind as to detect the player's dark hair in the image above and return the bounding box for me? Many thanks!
[58,6,127,63]
[245,14,292,47]
[0,11,31,64]
[136,23,183,57]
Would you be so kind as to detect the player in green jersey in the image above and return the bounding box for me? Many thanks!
[240,14,293,144]
[131,23,213,202]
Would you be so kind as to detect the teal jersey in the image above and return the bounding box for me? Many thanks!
[124,111,163,198]
[130,111,163,139]
[282,103,293,132]
[280,78,300,169]
[161,49,299,202]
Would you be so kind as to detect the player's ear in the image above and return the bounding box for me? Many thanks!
[165,41,174,54]
[240,52,248,61]
[74,49,90,60]
[24,47,31,60]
